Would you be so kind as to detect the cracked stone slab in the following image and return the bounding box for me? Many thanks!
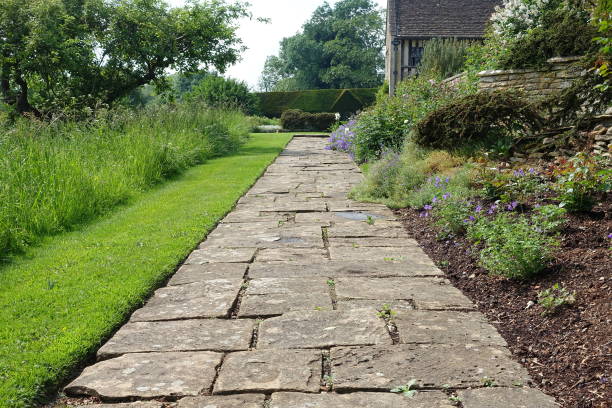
[130,279,243,321]
[249,261,443,279]
[255,248,328,263]
[259,201,328,213]
[76,403,163,408]
[168,263,248,286]
[239,278,332,317]
[203,226,324,249]
[459,388,559,408]
[337,300,415,312]
[65,351,222,399]
[326,201,391,212]
[329,246,435,264]
[270,391,455,407]
[258,309,391,349]
[97,319,254,359]
[327,224,406,238]
[394,311,507,346]
[329,237,419,247]
[335,277,475,310]
[185,248,256,264]
[331,345,531,390]
[214,349,322,393]
[177,394,266,408]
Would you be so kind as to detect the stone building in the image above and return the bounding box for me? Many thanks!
[386,0,502,94]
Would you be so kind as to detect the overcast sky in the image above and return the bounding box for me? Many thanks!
[167,0,387,90]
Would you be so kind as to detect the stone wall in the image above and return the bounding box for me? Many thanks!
[477,57,583,98]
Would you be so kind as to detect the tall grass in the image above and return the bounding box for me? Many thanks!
[0,104,250,256]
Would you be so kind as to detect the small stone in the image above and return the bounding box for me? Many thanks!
[65,352,222,399]
[459,387,558,408]
[270,391,454,407]
[214,349,322,393]
[97,319,254,359]
[258,309,391,349]
[177,394,266,408]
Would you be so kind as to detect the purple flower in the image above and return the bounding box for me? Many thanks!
[475,205,483,213]
[445,177,450,183]
[608,233,612,239]
[432,196,438,203]
[529,168,536,174]
[424,205,433,210]
[506,201,519,211]
[442,193,450,200]
[420,211,429,218]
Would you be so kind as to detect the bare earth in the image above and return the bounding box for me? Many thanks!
[62,136,558,407]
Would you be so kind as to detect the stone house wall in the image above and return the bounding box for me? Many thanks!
[477,56,583,99]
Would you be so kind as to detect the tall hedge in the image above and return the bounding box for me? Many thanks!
[257,88,377,118]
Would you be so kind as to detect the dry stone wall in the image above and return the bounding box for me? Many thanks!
[477,56,583,98]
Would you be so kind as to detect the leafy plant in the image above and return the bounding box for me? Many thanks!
[553,152,610,212]
[432,196,475,238]
[377,304,397,319]
[467,214,558,279]
[532,205,568,233]
[186,75,259,115]
[419,38,473,79]
[538,283,576,315]
[391,379,419,398]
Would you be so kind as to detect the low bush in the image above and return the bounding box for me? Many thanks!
[0,104,250,255]
[326,119,357,154]
[414,90,544,150]
[280,109,336,131]
[186,75,259,115]
[467,213,558,279]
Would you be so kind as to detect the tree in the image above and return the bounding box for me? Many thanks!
[186,75,258,114]
[0,0,250,116]
[259,0,385,91]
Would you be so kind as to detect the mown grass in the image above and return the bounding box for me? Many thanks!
[0,133,292,407]
[0,104,250,256]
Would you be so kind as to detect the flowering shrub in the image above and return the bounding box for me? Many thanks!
[478,165,547,202]
[326,119,357,155]
[490,0,558,44]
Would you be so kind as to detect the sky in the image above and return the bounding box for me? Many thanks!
[167,0,387,90]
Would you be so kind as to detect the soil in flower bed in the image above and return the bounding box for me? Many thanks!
[396,198,611,408]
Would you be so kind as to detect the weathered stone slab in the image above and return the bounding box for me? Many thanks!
[203,225,323,249]
[270,391,454,408]
[329,237,419,247]
[98,319,254,359]
[329,247,435,264]
[65,352,222,399]
[185,248,256,264]
[331,345,531,390]
[177,394,266,408]
[394,311,507,346]
[328,224,406,238]
[168,263,248,286]
[214,350,322,393]
[459,388,559,408]
[249,261,443,279]
[259,200,327,213]
[77,403,163,408]
[239,278,331,317]
[335,277,475,310]
[327,200,391,212]
[258,309,391,349]
[130,279,243,321]
[337,300,415,312]
[255,248,328,263]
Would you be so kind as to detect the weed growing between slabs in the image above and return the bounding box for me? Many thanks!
[0,133,292,407]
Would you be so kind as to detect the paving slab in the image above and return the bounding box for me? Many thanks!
[394,311,507,346]
[65,352,222,399]
[336,299,415,312]
[329,237,420,247]
[335,277,475,310]
[239,278,331,317]
[331,345,531,390]
[329,246,435,264]
[270,391,454,407]
[459,387,559,408]
[97,319,254,359]
[185,248,256,264]
[255,247,328,263]
[76,403,163,408]
[168,263,248,285]
[258,309,391,349]
[177,394,266,408]
[130,279,243,321]
[328,224,407,238]
[214,350,322,394]
[249,261,443,278]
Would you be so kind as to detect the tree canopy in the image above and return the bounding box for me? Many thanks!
[258,0,385,92]
[0,0,250,116]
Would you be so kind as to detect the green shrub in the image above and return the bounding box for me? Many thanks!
[419,38,473,79]
[467,214,558,279]
[186,75,259,115]
[532,205,568,233]
[0,104,250,255]
[414,90,543,150]
[432,196,474,238]
[280,109,336,131]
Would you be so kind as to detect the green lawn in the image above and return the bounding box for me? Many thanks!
[0,133,293,408]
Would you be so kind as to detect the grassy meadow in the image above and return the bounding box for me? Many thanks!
[0,132,293,407]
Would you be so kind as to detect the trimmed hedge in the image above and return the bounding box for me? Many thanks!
[280,109,336,131]
[257,88,377,118]
[414,90,544,149]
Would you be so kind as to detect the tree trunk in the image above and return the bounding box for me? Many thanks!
[13,70,40,117]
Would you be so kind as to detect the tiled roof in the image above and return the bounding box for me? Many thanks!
[388,0,503,39]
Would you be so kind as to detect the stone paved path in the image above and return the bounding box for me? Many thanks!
[65,136,558,407]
